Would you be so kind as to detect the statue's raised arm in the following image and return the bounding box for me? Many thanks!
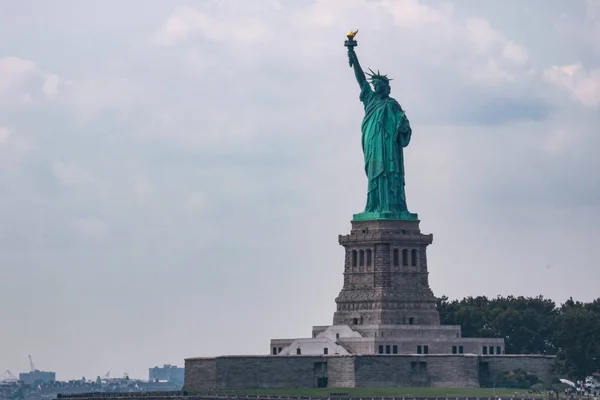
[345,30,368,90]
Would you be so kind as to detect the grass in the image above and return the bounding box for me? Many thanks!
[215,387,538,397]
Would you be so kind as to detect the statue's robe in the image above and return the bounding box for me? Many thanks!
[359,82,412,214]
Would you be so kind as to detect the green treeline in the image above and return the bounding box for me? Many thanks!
[437,295,600,380]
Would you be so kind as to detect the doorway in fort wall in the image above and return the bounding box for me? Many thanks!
[313,361,328,388]
[479,361,490,387]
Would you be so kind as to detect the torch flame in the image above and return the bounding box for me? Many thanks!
[346,30,359,40]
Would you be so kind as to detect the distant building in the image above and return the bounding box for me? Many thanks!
[148,365,183,383]
[19,371,56,385]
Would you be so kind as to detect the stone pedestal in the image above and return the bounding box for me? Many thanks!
[333,219,439,326]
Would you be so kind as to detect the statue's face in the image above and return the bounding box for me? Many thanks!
[373,79,390,96]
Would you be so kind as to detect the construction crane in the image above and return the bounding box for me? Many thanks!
[28,355,38,372]
[0,370,18,383]
[102,370,110,380]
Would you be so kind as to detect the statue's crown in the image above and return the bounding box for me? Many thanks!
[365,68,392,84]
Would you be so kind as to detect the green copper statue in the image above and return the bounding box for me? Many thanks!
[345,30,417,221]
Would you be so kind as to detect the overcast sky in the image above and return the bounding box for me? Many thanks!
[1,0,599,381]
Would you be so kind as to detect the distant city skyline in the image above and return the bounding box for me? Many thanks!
[1,0,600,381]
[2,362,183,383]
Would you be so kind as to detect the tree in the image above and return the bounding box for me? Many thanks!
[437,294,600,379]
[494,369,540,389]
[554,305,600,379]
[438,295,558,354]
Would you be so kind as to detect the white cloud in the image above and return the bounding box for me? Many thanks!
[0,126,10,143]
[470,59,515,83]
[154,6,197,46]
[151,0,533,93]
[0,57,36,92]
[133,178,154,204]
[185,192,208,213]
[384,0,452,27]
[466,18,501,56]
[0,57,37,106]
[0,126,31,165]
[543,129,578,157]
[585,0,600,45]
[279,1,528,85]
[43,73,60,97]
[155,5,270,47]
[463,17,529,83]
[288,0,453,37]
[543,64,600,108]
[52,161,93,187]
[0,57,60,107]
[502,41,529,66]
[70,217,109,241]
[61,76,143,122]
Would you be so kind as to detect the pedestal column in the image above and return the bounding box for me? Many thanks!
[333,219,439,326]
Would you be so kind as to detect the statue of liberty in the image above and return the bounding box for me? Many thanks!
[345,31,417,221]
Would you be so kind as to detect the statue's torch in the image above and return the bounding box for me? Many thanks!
[344,30,359,67]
